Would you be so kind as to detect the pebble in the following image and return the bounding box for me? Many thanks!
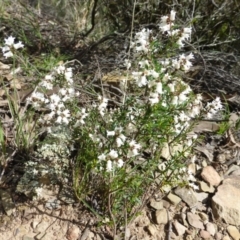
[149,199,163,210]
[167,193,181,205]
[200,229,211,239]
[215,232,223,240]
[201,166,222,186]
[227,225,240,240]
[187,212,204,229]
[147,224,157,236]
[206,222,216,236]
[199,181,215,193]
[66,225,81,240]
[155,209,168,225]
[174,187,198,207]
[212,176,240,225]
[173,220,187,236]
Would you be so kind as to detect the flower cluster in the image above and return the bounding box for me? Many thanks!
[159,10,192,48]
[205,97,223,119]
[1,36,24,58]
[27,64,80,129]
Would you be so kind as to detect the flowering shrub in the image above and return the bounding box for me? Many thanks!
[1,10,223,227]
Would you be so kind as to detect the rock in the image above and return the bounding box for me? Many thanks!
[147,224,157,236]
[174,187,198,207]
[45,198,60,210]
[80,228,91,240]
[155,209,168,225]
[225,165,240,176]
[206,222,216,236]
[173,220,187,236]
[149,199,163,210]
[162,199,171,209]
[188,163,196,175]
[0,190,15,216]
[31,219,39,229]
[227,225,240,240]
[198,212,209,223]
[66,225,81,240]
[181,213,189,227]
[231,169,240,176]
[215,232,223,240]
[35,221,49,233]
[193,191,209,202]
[222,236,231,240]
[200,230,211,239]
[186,212,204,229]
[212,175,240,225]
[199,181,215,193]
[167,193,181,205]
[201,166,222,186]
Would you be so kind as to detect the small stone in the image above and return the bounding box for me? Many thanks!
[149,199,163,210]
[199,181,215,193]
[31,220,39,229]
[67,225,81,240]
[231,169,240,176]
[227,225,240,240]
[225,165,240,176]
[155,209,168,225]
[216,153,226,163]
[187,212,204,229]
[222,235,231,240]
[198,212,209,222]
[147,224,157,236]
[173,220,187,236]
[212,175,240,225]
[202,160,208,167]
[193,191,209,202]
[215,232,223,240]
[201,166,221,186]
[188,163,196,175]
[167,193,181,205]
[45,198,60,210]
[162,199,171,209]
[206,222,216,236]
[181,213,189,227]
[174,187,198,207]
[200,230,211,239]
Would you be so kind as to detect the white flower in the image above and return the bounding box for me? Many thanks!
[55,65,65,74]
[4,36,15,46]
[50,94,61,104]
[127,140,141,157]
[98,153,106,161]
[106,160,112,172]
[116,134,126,147]
[124,59,131,69]
[3,51,13,58]
[107,130,115,137]
[139,60,150,68]
[14,41,24,49]
[170,10,176,21]
[108,149,118,159]
[156,82,163,94]
[117,159,124,168]
[149,92,159,105]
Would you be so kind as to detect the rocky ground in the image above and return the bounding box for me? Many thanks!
[1,113,240,240]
